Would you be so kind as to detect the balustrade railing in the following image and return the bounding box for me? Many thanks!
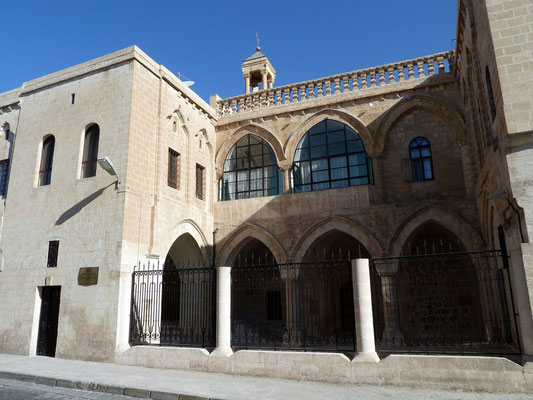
[217,51,454,117]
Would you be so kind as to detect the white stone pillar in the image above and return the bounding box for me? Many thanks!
[261,71,268,90]
[212,266,233,356]
[352,259,379,363]
[244,76,250,94]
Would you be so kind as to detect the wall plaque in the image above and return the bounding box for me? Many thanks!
[78,267,99,286]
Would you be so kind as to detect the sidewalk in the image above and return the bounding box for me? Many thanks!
[0,353,530,400]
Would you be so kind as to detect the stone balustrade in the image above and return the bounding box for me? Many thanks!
[217,51,454,117]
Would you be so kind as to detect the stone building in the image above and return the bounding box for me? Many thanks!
[0,0,532,393]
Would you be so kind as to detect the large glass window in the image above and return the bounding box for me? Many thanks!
[81,124,99,178]
[292,119,371,193]
[39,136,55,186]
[409,137,433,181]
[219,134,282,201]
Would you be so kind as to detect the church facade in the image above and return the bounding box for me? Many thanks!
[0,0,532,392]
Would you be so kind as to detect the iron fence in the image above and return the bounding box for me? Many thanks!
[231,261,355,352]
[129,262,216,348]
[371,250,520,355]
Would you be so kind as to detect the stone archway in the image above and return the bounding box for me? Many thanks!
[292,216,383,262]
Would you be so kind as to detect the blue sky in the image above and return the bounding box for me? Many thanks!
[1,1,458,102]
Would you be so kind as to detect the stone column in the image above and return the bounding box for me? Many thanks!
[244,75,250,94]
[261,71,268,90]
[212,266,233,356]
[375,262,403,343]
[352,259,379,362]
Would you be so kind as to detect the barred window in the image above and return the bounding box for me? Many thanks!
[168,149,180,189]
[292,119,371,193]
[47,240,59,268]
[196,164,205,200]
[81,124,99,178]
[219,134,282,201]
[0,159,9,196]
[39,136,55,186]
[409,137,433,181]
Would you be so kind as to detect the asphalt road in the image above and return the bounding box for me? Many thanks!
[0,378,143,400]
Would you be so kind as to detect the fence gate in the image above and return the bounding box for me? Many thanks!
[231,261,355,353]
[129,263,216,348]
[370,250,520,356]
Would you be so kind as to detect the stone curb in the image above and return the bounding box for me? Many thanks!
[0,370,225,400]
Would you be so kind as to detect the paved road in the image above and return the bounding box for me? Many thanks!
[0,378,142,400]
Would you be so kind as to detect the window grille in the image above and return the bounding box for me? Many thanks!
[196,164,205,200]
[81,124,99,178]
[409,137,434,181]
[292,119,371,193]
[47,240,59,268]
[0,159,9,195]
[167,149,180,189]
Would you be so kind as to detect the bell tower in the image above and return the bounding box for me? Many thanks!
[241,43,276,94]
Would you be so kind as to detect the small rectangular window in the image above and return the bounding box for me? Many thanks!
[0,159,9,195]
[195,164,205,200]
[47,240,59,268]
[168,149,179,189]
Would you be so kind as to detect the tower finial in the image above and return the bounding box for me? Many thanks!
[255,32,260,51]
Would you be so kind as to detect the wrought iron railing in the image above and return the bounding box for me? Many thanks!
[370,250,520,356]
[231,261,355,353]
[129,262,216,348]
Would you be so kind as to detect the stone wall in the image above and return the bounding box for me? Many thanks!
[0,53,134,360]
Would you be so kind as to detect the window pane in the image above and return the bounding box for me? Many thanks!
[350,165,367,177]
[330,156,347,168]
[236,157,249,170]
[263,151,277,166]
[327,130,345,143]
[308,121,326,134]
[410,149,421,159]
[311,159,328,171]
[250,168,263,179]
[250,144,262,156]
[327,120,345,131]
[423,159,433,179]
[313,182,330,191]
[328,142,346,155]
[312,170,329,182]
[348,153,366,165]
[331,167,348,180]
[345,127,359,141]
[250,154,262,168]
[310,134,326,146]
[310,146,327,158]
[294,147,309,161]
[331,179,348,189]
[421,147,431,157]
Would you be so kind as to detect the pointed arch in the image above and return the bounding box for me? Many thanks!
[291,216,384,262]
[158,219,210,265]
[217,223,287,266]
[215,123,286,178]
[388,206,484,256]
[285,109,374,163]
[375,94,467,156]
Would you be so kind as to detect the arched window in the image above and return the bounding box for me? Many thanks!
[292,119,371,193]
[39,136,55,186]
[219,134,282,201]
[409,137,433,181]
[81,124,99,178]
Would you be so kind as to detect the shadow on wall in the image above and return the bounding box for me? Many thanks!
[55,182,116,226]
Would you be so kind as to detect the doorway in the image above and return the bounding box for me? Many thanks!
[36,286,61,357]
